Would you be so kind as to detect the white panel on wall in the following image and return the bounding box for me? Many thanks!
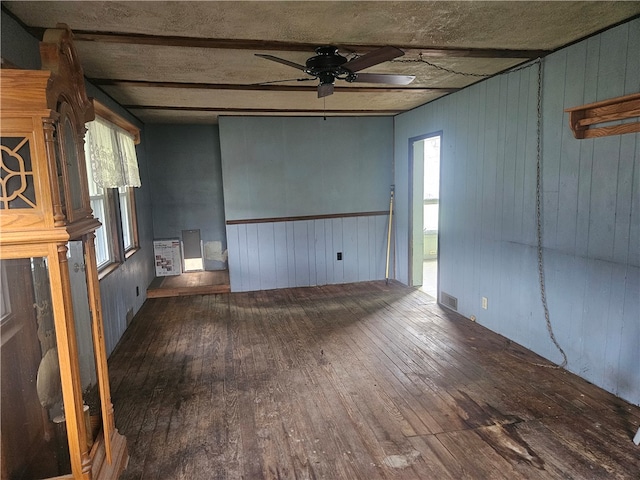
[227,225,242,291]
[237,224,250,291]
[226,215,389,293]
[331,218,344,284]
[315,220,327,286]
[285,221,296,287]
[342,217,359,284]
[357,216,371,281]
[274,223,289,289]
[293,221,311,287]
[257,223,277,289]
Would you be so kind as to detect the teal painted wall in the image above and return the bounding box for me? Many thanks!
[219,116,393,221]
[1,9,40,69]
[1,11,156,355]
[146,125,227,271]
[219,116,394,290]
[394,18,640,405]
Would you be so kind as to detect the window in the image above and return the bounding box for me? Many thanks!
[84,102,141,272]
[118,186,138,253]
[84,142,114,268]
[423,136,440,233]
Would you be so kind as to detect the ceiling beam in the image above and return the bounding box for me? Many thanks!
[90,79,460,94]
[124,105,403,114]
[55,29,550,58]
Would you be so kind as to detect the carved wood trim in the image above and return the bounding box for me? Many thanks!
[40,24,95,225]
[565,93,640,139]
[40,24,95,125]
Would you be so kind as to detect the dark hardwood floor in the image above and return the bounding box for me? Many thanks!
[108,281,640,479]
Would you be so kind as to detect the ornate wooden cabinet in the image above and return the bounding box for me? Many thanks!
[0,26,128,479]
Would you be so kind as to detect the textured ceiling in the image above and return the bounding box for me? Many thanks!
[4,1,640,124]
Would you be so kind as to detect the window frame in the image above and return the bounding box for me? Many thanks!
[85,101,141,276]
[118,185,139,256]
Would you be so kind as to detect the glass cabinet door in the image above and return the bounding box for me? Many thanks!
[67,240,103,449]
[0,257,71,479]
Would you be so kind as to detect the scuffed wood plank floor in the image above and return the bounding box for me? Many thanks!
[108,282,640,479]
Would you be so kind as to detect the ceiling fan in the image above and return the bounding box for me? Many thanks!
[256,45,415,98]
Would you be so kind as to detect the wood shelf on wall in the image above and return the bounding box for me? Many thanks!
[565,92,640,139]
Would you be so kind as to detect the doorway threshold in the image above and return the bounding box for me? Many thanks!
[147,270,230,298]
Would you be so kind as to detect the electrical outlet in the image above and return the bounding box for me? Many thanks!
[337,252,342,261]
[482,297,488,310]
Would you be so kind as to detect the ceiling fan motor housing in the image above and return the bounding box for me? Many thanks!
[305,46,353,83]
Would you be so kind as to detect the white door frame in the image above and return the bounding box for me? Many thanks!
[408,132,442,291]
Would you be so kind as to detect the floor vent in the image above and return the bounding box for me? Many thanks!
[440,292,458,311]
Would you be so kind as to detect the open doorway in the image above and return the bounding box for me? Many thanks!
[409,133,441,300]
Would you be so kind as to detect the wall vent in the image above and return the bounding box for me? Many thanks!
[126,308,134,327]
[440,292,458,311]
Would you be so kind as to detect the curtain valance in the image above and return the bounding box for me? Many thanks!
[85,116,141,188]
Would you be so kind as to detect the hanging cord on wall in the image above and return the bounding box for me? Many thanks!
[403,53,569,368]
[533,58,568,369]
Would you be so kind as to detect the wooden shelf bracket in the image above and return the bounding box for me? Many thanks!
[565,92,640,139]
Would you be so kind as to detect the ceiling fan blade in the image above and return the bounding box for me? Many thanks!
[318,83,334,98]
[255,54,306,71]
[353,73,415,85]
[255,77,316,85]
[343,46,405,72]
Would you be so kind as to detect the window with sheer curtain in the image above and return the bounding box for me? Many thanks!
[85,117,140,189]
[84,148,113,268]
[84,115,141,270]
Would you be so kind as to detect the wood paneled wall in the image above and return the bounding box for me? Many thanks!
[226,214,389,292]
[83,84,156,356]
[219,116,394,292]
[394,19,640,405]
